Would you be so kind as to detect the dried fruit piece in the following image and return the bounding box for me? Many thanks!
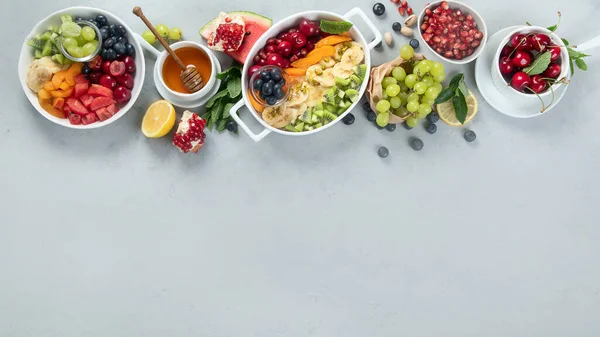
[207,12,246,52]
[172,111,207,154]
[291,46,336,68]
[315,35,352,48]
[284,67,308,77]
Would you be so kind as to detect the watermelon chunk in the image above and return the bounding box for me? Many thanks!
[88,84,114,98]
[96,107,112,121]
[90,96,115,111]
[68,113,82,125]
[106,104,119,116]
[66,98,90,116]
[74,83,89,98]
[81,113,99,125]
[80,94,94,108]
[74,74,89,84]
[199,11,272,64]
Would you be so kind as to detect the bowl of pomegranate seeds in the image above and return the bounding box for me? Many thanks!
[418,0,487,64]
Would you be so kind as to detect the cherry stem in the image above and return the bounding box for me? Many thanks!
[508,33,535,59]
[526,86,548,113]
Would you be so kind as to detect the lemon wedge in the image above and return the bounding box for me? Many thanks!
[141,100,176,138]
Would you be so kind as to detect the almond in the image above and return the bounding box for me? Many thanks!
[400,27,414,37]
[384,32,393,46]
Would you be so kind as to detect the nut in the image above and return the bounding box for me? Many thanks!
[384,32,393,46]
[404,14,417,27]
[400,26,414,37]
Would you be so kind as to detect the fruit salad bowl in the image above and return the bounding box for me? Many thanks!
[18,6,145,129]
[229,8,382,142]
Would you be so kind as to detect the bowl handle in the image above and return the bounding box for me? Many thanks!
[229,99,271,142]
[576,35,600,52]
[133,33,161,59]
[343,7,382,50]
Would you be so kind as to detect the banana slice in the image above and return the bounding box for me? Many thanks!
[26,66,53,92]
[37,56,64,73]
[262,105,289,128]
[287,82,309,106]
[339,42,364,71]
[305,84,327,107]
[332,63,354,79]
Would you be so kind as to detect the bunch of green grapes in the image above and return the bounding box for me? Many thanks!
[375,45,446,128]
[142,25,183,45]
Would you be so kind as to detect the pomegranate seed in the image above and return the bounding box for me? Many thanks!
[407,7,413,15]
[433,36,442,43]
[460,31,469,38]
[467,48,474,56]
[466,14,473,21]
[426,8,432,15]
[401,0,408,8]
[448,33,456,39]
[444,51,453,58]
[465,36,474,43]
[441,1,449,10]
[398,7,405,15]
[391,0,399,3]
[421,23,429,31]
[426,27,434,34]
[455,9,463,16]
[471,40,481,48]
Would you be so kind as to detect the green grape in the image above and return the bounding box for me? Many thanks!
[168,27,183,40]
[418,103,432,117]
[390,96,402,109]
[399,82,409,93]
[142,30,157,44]
[376,99,391,113]
[407,92,420,102]
[399,44,415,60]
[67,46,84,58]
[155,24,169,38]
[433,73,446,83]
[404,74,417,88]
[421,96,435,105]
[81,42,96,56]
[432,82,443,93]
[392,67,407,82]
[425,87,440,100]
[75,35,87,46]
[382,76,397,89]
[412,64,422,76]
[398,92,408,104]
[394,106,410,118]
[414,82,427,95]
[419,60,432,73]
[407,101,419,113]
[431,62,445,76]
[386,84,401,97]
[81,26,95,41]
[382,92,389,100]
[406,116,418,128]
[62,37,78,49]
[422,76,434,87]
[376,111,390,127]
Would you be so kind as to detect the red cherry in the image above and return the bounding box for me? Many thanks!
[511,51,532,67]
[248,65,262,77]
[257,58,267,66]
[123,56,136,73]
[500,45,513,57]
[102,60,112,74]
[510,33,532,51]
[116,73,134,89]
[277,32,289,41]
[529,75,547,93]
[306,41,315,52]
[547,45,561,62]
[109,61,126,77]
[543,63,561,78]
[88,71,102,84]
[266,53,284,67]
[277,41,293,57]
[99,74,117,89]
[265,45,277,53]
[299,19,319,37]
[530,33,551,52]
[498,57,514,75]
[281,58,291,69]
[511,71,531,92]
[289,32,307,49]
[87,55,103,71]
[266,37,280,46]
[113,86,131,103]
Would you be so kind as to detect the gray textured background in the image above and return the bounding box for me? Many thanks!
[1,0,600,336]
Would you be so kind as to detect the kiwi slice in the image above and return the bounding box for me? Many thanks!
[40,40,53,57]
[52,54,66,65]
[313,122,323,129]
[313,109,324,118]
[335,77,350,87]
[302,109,313,124]
[34,49,43,59]
[284,125,296,132]
[354,65,367,81]
[345,89,359,103]
[323,88,337,105]
[320,20,353,35]
[294,122,305,132]
[323,110,337,124]
[311,113,320,124]
[28,37,44,50]
[39,30,53,41]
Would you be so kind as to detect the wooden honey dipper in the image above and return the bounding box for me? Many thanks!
[133,6,204,93]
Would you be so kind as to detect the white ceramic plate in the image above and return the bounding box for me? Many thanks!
[18,6,145,129]
[475,26,569,118]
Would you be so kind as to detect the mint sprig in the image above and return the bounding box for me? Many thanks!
[524,51,551,75]
[202,62,243,133]
[434,73,469,124]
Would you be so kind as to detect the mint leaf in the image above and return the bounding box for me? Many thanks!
[569,58,575,76]
[216,66,241,80]
[212,101,223,122]
[524,51,551,75]
[561,38,569,46]
[547,24,557,32]
[448,73,463,92]
[434,87,454,104]
[453,91,468,125]
[205,115,212,131]
[575,58,588,71]
[457,79,469,98]
[222,103,234,119]
[207,89,229,108]
[227,77,242,98]
[216,119,228,132]
[568,48,590,59]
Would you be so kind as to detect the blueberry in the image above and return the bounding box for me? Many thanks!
[99,27,109,40]
[464,130,476,142]
[262,82,273,96]
[100,48,109,59]
[425,122,437,134]
[367,111,377,122]
[274,87,285,99]
[112,42,126,55]
[103,36,115,49]
[362,101,373,112]
[410,138,424,151]
[81,64,92,74]
[266,96,278,105]
[95,15,108,27]
[273,82,282,92]
[378,146,389,158]
[409,39,420,49]
[87,20,98,28]
[105,48,117,61]
[260,71,271,81]
[426,111,439,124]
[392,22,401,32]
[117,25,127,37]
[277,79,286,87]
[376,124,384,130]
[117,36,128,44]
[271,68,282,81]
[385,123,396,132]
[373,3,386,16]
[403,121,413,130]
[342,113,355,125]
[108,24,118,37]
[226,120,238,132]
[126,44,135,57]
[268,79,276,86]
[254,79,264,91]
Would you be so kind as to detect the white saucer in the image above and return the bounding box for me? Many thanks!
[474,26,570,118]
[153,53,222,109]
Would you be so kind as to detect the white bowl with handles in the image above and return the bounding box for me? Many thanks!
[18,6,145,129]
[229,8,382,142]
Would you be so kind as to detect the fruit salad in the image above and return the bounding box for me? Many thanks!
[25,13,137,125]
[247,19,367,132]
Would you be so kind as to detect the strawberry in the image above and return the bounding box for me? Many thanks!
[68,113,82,125]
[81,113,99,125]
[96,107,112,121]
[80,95,94,108]
[66,98,90,116]
[90,97,116,111]
[74,83,89,98]
[88,84,114,98]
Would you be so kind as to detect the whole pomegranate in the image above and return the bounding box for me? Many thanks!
[172,111,207,153]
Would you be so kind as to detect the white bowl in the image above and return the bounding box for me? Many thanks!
[491,25,569,100]
[417,0,488,65]
[229,7,382,142]
[18,6,145,129]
